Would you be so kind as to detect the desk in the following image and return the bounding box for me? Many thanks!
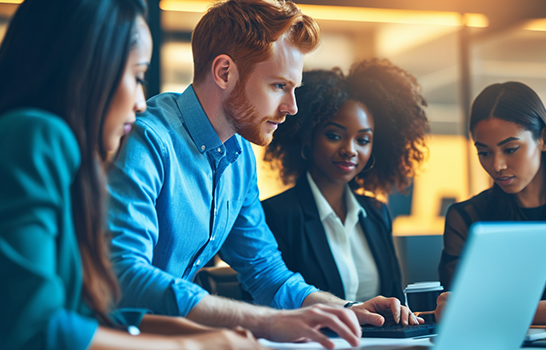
[259,337,542,349]
[259,338,433,349]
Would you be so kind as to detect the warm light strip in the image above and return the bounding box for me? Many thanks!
[298,5,488,27]
[463,13,489,28]
[524,18,546,31]
[160,0,210,12]
[160,0,489,28]
[0,0,23,3]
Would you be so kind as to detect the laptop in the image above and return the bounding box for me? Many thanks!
[323,222,546,348]
[429,222,546,350]
[361,222,546,350]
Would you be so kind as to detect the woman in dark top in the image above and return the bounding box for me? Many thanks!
[438,81,546,324]
[0,0,264,349]
[262,59,429,307]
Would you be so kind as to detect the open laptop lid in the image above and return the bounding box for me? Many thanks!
[433,222,546,350]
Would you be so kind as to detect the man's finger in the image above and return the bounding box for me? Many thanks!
[316,306,361,338]
[388,298,402,324]
[312,311,360,347]
[399,306,411,326]
[304,328,339,350]
[356,308,384,326]
[413,315,425,325]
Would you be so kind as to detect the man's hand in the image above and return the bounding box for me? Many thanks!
[349,296,424,326]
[263,304,361,349]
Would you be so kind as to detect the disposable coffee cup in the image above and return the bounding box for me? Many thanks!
[404,281,444,313]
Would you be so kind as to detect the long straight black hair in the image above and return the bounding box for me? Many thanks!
[469,82,546,220]
[0,0,146,323]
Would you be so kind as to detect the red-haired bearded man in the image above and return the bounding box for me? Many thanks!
[107,1,421,348]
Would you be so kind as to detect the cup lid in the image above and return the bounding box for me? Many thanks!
[404,281,444,293]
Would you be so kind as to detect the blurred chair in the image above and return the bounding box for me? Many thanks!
[194,266,252,302]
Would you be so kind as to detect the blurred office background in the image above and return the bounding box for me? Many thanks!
[2,0,546,285]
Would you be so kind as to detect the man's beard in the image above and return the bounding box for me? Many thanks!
[222,79,283,146]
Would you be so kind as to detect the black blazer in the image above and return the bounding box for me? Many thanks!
[262,176,404,302]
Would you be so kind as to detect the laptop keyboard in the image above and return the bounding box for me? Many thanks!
[322,323,437,339]
[361,323,437,338]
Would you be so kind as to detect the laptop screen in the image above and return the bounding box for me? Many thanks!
[433,222,546,350]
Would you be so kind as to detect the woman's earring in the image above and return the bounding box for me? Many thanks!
[301,144,311,160]
[361,154,375,172]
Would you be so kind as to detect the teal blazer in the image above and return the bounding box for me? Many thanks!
[0,109,97,350]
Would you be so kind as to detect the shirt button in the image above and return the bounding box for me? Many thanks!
[201,145,206,151]
[217,147,222,153]
[196,259,201,266]
[210,236,215,241]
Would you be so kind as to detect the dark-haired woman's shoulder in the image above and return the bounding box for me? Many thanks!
[0,106,82,250]
[0,106,82,237]
[445,188,494,229]
[439,187,493,289]
[0,108,96,350]
[0,107,81,172]
[443,187,495,251]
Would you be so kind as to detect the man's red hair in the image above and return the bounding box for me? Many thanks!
[191,0,320,84]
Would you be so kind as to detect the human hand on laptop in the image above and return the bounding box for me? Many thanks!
[263,303,361,349]
[348,296,424,326]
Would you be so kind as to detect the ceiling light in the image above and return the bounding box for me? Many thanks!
[524,19,546,31]
[160,0,489,28]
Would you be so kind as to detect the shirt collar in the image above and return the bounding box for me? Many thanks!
[306,172,367,224]
[307,172,334,222]
[345,183,366,228]
[175,84,241,158]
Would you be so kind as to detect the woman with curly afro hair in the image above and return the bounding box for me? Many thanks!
[262,59,429,305]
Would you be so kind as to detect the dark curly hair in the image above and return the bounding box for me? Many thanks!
[264,58,429,197]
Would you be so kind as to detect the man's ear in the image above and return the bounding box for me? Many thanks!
[211,54,238,90]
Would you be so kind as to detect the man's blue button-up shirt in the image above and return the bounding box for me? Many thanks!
[107,85,318,316]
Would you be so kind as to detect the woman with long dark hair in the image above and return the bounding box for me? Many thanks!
[262,59,428,319]
[438,81,546,324]
[0,0,265,348]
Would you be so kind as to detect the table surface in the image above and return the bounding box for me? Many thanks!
[259,337,543,349]
[259,337,433,349]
